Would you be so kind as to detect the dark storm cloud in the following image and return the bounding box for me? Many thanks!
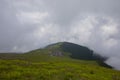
[0,0,120,69]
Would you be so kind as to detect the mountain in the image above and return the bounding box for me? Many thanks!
[0,42,119,80]
[27,42,111,68]
[46,42,112,67]
[45,42,94,60]
[0,42,111,67]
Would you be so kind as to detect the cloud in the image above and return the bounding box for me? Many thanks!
[106,57,120,70]
[16,11,49,24]
[0,0,120,70]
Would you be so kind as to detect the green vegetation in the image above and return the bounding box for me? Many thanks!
[0,42,120,80]
[0,59,120,80]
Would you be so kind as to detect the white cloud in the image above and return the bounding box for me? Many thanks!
[106,57,120,70]
[16,12,49,24]
[101,24,118,37]
[103,38,118,49]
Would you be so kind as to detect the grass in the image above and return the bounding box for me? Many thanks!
[0,57,120,80]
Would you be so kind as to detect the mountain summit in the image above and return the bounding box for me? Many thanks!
[46,42,95,60]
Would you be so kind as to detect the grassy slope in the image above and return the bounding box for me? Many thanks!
[0,53,120,80]
[0,42,120,80]
[0,59,120,80]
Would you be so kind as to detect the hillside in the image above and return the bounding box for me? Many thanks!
[45,42,94,60]
[0,42,120,80]
[45,42,112,68]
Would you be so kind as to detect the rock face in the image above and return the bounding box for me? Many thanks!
[50,51,63,57]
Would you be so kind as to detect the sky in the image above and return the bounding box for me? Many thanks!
[0,0,120,70]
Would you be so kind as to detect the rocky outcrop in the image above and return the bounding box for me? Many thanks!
[50,51,63,57]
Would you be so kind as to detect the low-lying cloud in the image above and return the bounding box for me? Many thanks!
[0,0,120,70]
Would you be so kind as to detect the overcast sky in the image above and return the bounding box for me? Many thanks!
[0,0,120,70]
